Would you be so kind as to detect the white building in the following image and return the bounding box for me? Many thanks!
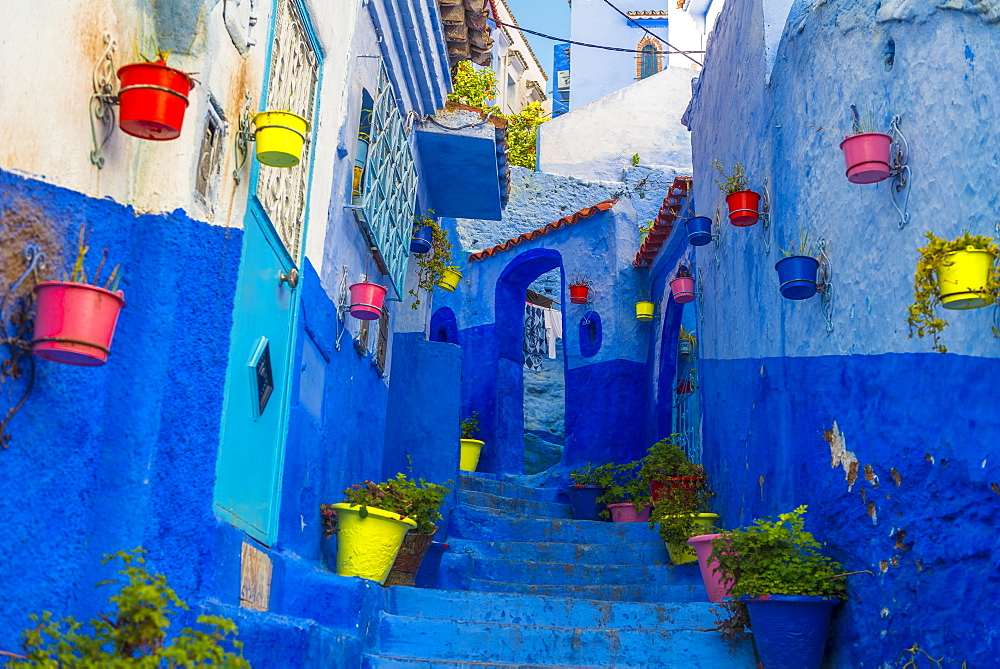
[488,0,549,115]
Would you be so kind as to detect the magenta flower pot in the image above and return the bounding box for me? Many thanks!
[670,276,695,304]
[32,282,126,366]
[348,282,387,320]
[839,133,892,184]
[687,533,732,603]
[607,503,652,523]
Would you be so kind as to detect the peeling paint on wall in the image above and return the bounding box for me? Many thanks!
[825,421,859,491]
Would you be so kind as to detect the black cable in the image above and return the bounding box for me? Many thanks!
[487,17,705,58]
[600,0,703,67]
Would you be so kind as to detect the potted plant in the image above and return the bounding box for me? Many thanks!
[596,461,652,522]
[32,226,125,367]
[567,462,617,521]
[648,470,716,564]
[568,272,591,304]
[839,104,892,184]
[253,109,310,168]
[678,325,696,357]
[670,264,695,304]
[711,506,848,669]
[459,411,483,472]
[411,211,436,254]
[687,531,730,603]
[635,301,655,321]
[907,231,1000,353]
[384,474,452,587]
[116,51,195,141]
[640,436,705,503]
[775,230,820,300]
[713,160,759,227]
[409,221,460,307]
[685,215,713,246]
[348,276,388,320]
[638,222,653,246]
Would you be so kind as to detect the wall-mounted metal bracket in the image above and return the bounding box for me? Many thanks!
[888,115,911,229]
[760,178,773,255]
[815,239,834,335]
[232,91,255,183]
[712,208,723,267]
[695,266,705,326]
[1,244,46,448]
[89,33,119,169]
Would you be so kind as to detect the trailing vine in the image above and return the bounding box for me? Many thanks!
[408,212,458,309]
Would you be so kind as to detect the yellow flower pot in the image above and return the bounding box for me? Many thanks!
[460,438,484,472]
[437,268,463,292]
[636,301,655,321]
[328,502,416,584]
[938,247,995,310]
[665,513,720,565]
[254,110,310,168]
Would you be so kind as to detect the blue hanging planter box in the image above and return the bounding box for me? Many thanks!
[411,226,433,254]
[775,255,819,300]
[686,216,713,246]
[742,595,840,669]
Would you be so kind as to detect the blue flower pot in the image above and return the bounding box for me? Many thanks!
[566,485,605,521]
[411,226,433,254]
[742,595,839,669]
[775,255,820,300]
[686,216,713,246]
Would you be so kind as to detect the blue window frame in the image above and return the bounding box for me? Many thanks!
[640,44,659,80]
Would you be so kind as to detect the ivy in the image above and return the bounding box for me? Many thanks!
[408,212,458,310]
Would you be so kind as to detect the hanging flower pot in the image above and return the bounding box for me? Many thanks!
[327,503,417,584]
[436,268,462,292]
[742,595,840,669]
[410,226,433,254]
[635,301,655,321]
[687,533,731,603]
[670,276,695,304]
[686,216,713,246]
[254,110,310,167]
[840,133,892,184]
[117,61,195,141]
[32,282,126,366]
[726,190,760,226]
[678,339,692,357]
[569,284,590,304]
[459,438,484,471]
[938,247,995,310]
[775,255,820,300]
[348,281,387,320]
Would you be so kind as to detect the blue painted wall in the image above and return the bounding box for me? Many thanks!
[552,43,570,118]
[668,0,1000,664]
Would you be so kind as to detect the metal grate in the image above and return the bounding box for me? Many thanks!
[195,97,227,209]
[256,0,319,261]
[354,66,417,299]
[374,306,389,373]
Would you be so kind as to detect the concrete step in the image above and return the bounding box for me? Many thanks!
[445,538,670,565]
[389,588,719,630]
[465,580,707,603]
[362,655,605,668]
[373,614,754,666]
[449,504,662,544]
[470,558,699,587]
[459,474,565,505]
[457,489,573,519]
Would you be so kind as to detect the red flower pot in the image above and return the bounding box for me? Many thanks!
[32,282,126,366]
[348,282,387,320]
[117,61,195,140]
[726,190,760,226]
[670,276,695,304]
[569,284,590,304]
[649,476,703,504]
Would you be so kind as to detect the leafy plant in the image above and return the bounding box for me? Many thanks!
[506,102,547,169]
[631,153,641,166]
[408,212,459,309]
[639,436,704,484]
[595,461,651,517]
[460,411,480,439]
[447,61,499,112]
[6,548,248,667]
[647,478,714,545]
[568,462,618,488]
[65,225,122,291]
[568,272,591,287]
[780,229,816,258]
[711,160,750,196]
[674,264,692,279]
[711,505,847,600]
[907,231,1000,353]
[849,103,880,135]
[321,473,451,536]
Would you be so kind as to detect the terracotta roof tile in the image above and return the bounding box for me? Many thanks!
[468,199,617,262]
[633,176,692,269]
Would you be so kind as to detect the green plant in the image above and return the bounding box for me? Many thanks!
[66,225,122,291]
[460,411,480,439]
[711,160,750,196]
[568,462,618,488]
[674,264,692,279]
[408,211,458,309]
[447,61,499,112]
[506,102,547,169]
[631,153,641,166]
[568,272,591,287]
[780,229,816,258]
[711,505,848,600]
[595,461,651,517]
[647,479,714,545]
[638,222,654,234]
[321,473,451,536]
[639,436,704,484]
[849,103,879,135]
[907,231,1000,353]
[5,548,248,667]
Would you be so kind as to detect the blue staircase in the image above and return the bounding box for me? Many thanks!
[362,473,756,668]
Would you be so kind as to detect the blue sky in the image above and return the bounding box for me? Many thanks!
[501,0,571,86]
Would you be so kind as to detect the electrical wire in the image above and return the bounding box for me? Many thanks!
[487,17,705,59]
[600,0,703,67]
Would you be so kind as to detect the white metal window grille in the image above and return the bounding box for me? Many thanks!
[354,66,417,299]
[195,98,227,209]
[256,0,319,261]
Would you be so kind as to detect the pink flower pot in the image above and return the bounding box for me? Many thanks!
[840,133,892,184]
[687,533,732,603]
[348,282,387,320]
[670,276,695,304]
[32,281,126,366]
[607,503,652,523]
